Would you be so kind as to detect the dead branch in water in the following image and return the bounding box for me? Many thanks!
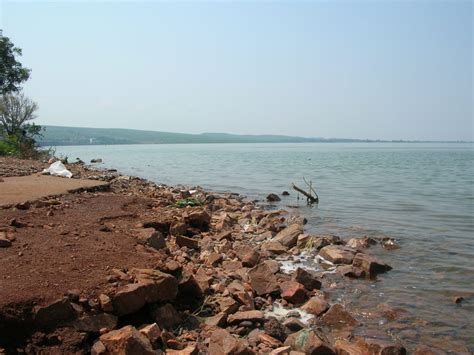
[292,181,319,205]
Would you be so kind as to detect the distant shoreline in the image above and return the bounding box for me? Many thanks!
[38,125,473,147]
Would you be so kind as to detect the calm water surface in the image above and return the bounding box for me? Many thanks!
[57,143,474,352]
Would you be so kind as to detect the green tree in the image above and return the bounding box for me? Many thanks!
[0,30,30,94]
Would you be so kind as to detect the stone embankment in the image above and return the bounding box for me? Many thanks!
[0,157,440,354]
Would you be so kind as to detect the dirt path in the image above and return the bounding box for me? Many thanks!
[0,175,109,207]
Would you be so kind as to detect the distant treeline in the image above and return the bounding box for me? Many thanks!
[38,126,468,146]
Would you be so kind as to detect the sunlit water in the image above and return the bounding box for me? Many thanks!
[57,143,474,352]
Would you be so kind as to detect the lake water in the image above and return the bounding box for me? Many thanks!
[57,143,474,352]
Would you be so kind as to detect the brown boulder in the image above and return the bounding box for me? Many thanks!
[280,281,307,305]
[273,224,303,248]
[112,270,178,315]
[154,303,182,330]
[352,253,391,277]
[135,228,166,250]
[320,304,357,329]
[236,245,260,267]
[34,298,76,328]
[176,234,199,249]
[319,245,356,264]
[284,329,334,354]
[294,268,322,290]
[261,240,288,255]
[209,329,254,355]
[100,325,155,355]
[300,296,329,316]
[248,263,279,296]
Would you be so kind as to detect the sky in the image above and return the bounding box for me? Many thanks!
[0,0,472,141]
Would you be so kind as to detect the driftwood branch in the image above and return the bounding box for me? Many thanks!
[292,183,318,204]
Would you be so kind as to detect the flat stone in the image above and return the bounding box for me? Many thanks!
[228,310,265,325]
[72,313,118,333]
[176,235,199,249]
[0,238,12,248]
[300,296,329,316]
[280,281,307,305]
[319,245,356,264]
[205,312,228,327]
[320,304,357,329]
[248,263,279,296]
[100,325,155,355]
[273,224,303,248]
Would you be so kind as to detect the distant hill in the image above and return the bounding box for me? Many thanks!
[38,126,375,146]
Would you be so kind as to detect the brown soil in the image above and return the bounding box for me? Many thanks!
[0,175,109,207]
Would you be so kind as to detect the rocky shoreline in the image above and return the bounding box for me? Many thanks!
[0,157,445,354]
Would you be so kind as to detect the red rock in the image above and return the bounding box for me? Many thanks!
[258,333,282,347]
[320,304,357,329]
[346,237,376,249]
[284,329,334,354]
[300,296,329,316]
[154,303,182,330]
[99,294,113,312]
[166,345,198,354]
[248,263,279,296]
[413,345,445,355]
[280,281,307,305]
[170,219,187,236]
[263,260,280,274]
[205,313,228,327]
[178,273,203,301]
[337,265,366,279]
[184,208,211,231]
[100,325,155,355]
[294,268,322,290]
[72,313,118,333]
[215,230,233,241]
[273,224,303,248]
[269,346,291,355]
[207,252,223,266]
[352,253,391,277]
[223,260,243,272]
[217,296,240,314]
[228,310,265,325]
[264,317,287,341]
[139,323,161,346]
[176,234,199,249]
[319,245,356,264]
[209,328,254,354]
[355,338,406,355]
[261,240,288,254]
[135,228,166,250]
[34,298,76,328]
[334,340,367,355]
[112,270,178,315]
[236,245,260,267]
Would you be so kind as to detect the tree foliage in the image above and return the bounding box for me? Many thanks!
[0,30,31,95]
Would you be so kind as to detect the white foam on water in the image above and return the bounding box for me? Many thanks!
[264,302,315,325]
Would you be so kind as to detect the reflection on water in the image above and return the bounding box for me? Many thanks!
[57,142,474,352]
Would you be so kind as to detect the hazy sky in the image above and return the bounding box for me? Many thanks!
[1,0,472,140]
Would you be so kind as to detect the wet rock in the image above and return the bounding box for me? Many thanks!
[264,317,288,342]
[100,325,155,355]
[380,237,400,250]
[91,158,103,163]
[284,329,334,354]
[236,245,260,267]
[352,253,391,277]
[228,310,265,325]
[355,338,406,355]
[337,265,366,279]
[282,191,290,196]
[273,224,303,248]
[294,268,322,291]
[319,245,356,264]
[72,313,118,333]
[154,303,182,330]
[280,281,307,305]
[320,304,357,329]
[452,296,464,304]
[176,235,199,250]
[346,237,377,249]
[300,296,329,316]
[209,328,254,354]
[267,194,281,202]
[205,313,228,327]
[248,263,280,296]
[135,228,166,250]
[34,298,76,328]
[334,340,367,355]
[112,270,178,315]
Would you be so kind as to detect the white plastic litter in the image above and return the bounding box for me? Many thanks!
[42,161,73,178]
